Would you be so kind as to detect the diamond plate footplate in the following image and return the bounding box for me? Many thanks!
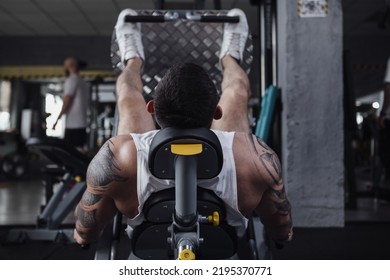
[110,10,253,98]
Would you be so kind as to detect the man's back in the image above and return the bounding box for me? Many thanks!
[86,131,291,242]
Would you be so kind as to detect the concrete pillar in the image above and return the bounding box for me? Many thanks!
[277,0,344,227]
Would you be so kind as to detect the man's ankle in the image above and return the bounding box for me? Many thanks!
[221,55,240,69]
[125,57,144,69]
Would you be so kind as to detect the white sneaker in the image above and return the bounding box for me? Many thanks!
[115,9,145,65]
[219,8,248,63]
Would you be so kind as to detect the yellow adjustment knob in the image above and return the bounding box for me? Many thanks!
[179,249,195,260]
[75,176,82,182]
[208,211,219,226]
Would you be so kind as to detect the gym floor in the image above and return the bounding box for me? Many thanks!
[1,170,390,260]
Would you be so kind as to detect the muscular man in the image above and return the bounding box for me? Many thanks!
[74,8,292,248]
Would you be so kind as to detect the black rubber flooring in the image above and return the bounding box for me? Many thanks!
[1,222,389,260]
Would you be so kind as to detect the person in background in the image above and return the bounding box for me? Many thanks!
[53,57,89,152]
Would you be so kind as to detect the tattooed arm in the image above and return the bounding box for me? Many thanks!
[74,137,131,245]
[248,134,293,242]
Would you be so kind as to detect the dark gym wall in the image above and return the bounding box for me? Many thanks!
[344,35,390,98]
[0,36,111,70]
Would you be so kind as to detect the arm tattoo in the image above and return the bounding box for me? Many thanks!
[268,187,291,213]
[77,206,97,228]
[248,135,292,236]
[248,134,282,185]
[275,199,292,213]
[86,139,128,187]
[76,191,101,228]
[255,136,282,176]
[82,190,102,206]
[269,188,284,198]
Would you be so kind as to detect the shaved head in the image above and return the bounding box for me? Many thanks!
[64,56,79,72]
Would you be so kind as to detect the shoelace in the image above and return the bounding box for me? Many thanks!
[123,33,141,53]
[225,33,242,57]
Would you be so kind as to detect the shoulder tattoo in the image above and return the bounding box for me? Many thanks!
[247,134,282,185]
[247,134,291,218]
[86,139,128,187]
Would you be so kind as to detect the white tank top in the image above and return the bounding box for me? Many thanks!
[126,129,248,237]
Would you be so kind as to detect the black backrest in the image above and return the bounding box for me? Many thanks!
[148,127,223,179]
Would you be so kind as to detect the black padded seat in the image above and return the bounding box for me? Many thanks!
[143,187,227,222]
[131,188,237,260]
